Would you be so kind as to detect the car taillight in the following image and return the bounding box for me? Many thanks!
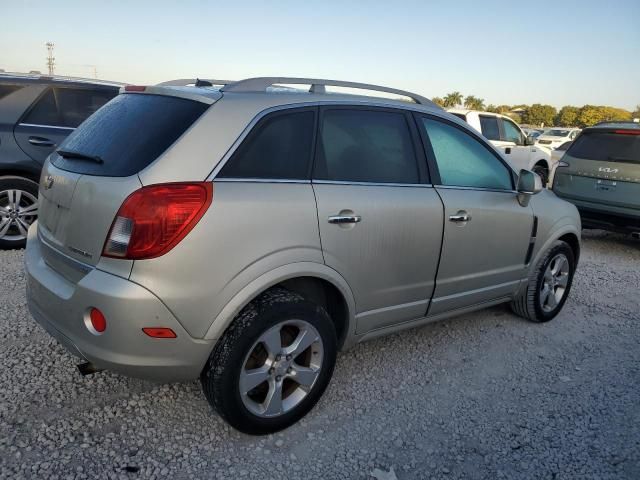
[103,182,213,260]
[613,129,640,135]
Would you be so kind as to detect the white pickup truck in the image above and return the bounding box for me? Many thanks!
[448,109,553,185]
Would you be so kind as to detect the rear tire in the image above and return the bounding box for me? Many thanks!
[201,287,337,435]
[0,176,39,249]
[510,240,575,322]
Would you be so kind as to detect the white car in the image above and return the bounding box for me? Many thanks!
[548,141,573,186]
[448,109,553,184]
[536,128,581,150]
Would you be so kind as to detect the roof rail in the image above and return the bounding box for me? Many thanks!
[220,77,436,107]
[156,78,235,87]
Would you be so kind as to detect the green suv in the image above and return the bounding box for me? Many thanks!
[553,122,640,236]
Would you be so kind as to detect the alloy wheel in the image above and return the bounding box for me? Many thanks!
[539,253,570,312]
[239,320,324,418]
[0,189,38,242]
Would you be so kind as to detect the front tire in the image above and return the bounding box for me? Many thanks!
[511,240,575,322]
[532,164,549,187]
[0,176,39,249]
[201,288,337,435]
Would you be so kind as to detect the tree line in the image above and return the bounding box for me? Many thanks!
[431,92,639,128]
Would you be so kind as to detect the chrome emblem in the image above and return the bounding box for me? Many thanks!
[44,175,54,190]
[598,167,619,174]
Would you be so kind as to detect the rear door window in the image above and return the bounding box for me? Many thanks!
[479,115,500,141]
[568,131,640,163]
[52,93,209,176]
[218,109,315,180]
[22,87,116,128]
[314,108,420,184]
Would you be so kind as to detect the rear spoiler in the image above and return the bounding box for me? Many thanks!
[118,84,221,105]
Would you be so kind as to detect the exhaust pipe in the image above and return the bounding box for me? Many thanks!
[632,232,640,240]
[77,362,103,376]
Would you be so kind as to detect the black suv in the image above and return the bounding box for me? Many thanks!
[0,73,120,248]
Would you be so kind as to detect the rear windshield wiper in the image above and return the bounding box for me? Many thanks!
[56,149,104,164]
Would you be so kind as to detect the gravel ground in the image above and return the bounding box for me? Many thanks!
[1,230,639,480]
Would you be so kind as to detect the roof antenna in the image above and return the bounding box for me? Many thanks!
[195,78,213,87]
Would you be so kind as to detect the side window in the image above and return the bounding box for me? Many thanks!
[478,115,500,141]
[55,88,116,128]
[219,110,315,180]
[22,89,59,126]
[0,85,23,100]
[421,117,513,190]
[501,119,524,144]
[315,109,419,184]
[23,87,115,128]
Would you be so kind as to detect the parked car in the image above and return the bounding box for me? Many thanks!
[25,77,581,434]
[553,122,639,235]
[523,128,544,139]
[448,109,553,184]
[0,73,120,248]
[536,128,581,150]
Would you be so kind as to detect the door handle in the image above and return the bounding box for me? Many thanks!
[449,211,471,223]
[328,214,361,224]
[28,136,55,147]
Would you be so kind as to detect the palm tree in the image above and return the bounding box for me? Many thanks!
[443,91,463,108]
[431,97,445,108]
[464,95,485,111]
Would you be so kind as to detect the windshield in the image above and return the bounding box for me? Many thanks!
[544,129,571,137]
[567,131,640,163]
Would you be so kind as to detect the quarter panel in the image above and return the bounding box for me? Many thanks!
[129,181,323,338]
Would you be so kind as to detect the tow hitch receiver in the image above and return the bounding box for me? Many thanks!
[77,362,103,376]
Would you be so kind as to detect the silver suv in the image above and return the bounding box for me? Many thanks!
[25,77,581,434]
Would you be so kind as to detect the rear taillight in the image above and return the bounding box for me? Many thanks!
[103,182,213,260]
[613,129,640,135]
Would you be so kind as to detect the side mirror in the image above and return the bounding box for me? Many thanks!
[516,169,543,207]
[524,135,535,146]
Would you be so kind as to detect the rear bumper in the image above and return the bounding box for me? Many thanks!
[552,197,640,233]
[25,223,214,382]
[577,206,640,233]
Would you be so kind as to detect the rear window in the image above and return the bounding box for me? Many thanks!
[0,84,23,100]
[567,131,640,164]
[52,94,208,177]
[23,87,117,128]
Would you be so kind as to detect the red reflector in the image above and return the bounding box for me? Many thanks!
[103,182,213,260]
[89,308,107,333]
[124,85,147,92]
[613,129,640,135]
[142,327,177,338]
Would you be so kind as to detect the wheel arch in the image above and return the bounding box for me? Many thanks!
[0,170,41,184]
[204,262,356,350]
[533,159,549,170]
[530,221,581,272]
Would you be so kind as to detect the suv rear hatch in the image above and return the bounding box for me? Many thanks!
[37,91,212,274]
[553,126,640,211]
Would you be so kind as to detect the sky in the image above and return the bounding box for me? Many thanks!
[1,0,638,110]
